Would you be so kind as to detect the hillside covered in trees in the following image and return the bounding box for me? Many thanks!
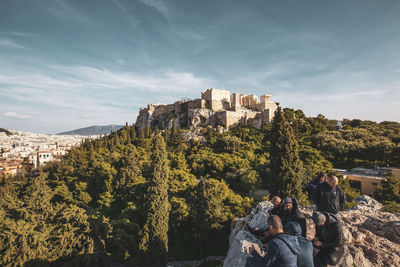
[1,108,400,266]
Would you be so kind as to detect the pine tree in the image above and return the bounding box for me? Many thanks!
[140,135,170,266]
[375,172,400,202]
[269,106,305,202]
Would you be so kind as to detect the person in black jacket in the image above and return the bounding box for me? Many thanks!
[312,176,346,215]
[284,221,314,267]
[281,197,307,238]
[245,215,300,267]
[312,211,345,267]
[268,195,284,218]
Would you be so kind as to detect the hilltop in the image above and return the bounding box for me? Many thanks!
[0,128,12,136]
[1,106,400,266]
[57,124,124,135]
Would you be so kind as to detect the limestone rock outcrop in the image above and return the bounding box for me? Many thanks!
[224,195,400,267]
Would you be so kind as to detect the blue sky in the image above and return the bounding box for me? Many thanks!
[1,0,400,133]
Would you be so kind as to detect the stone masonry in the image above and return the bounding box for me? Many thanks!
[135,88,278,131]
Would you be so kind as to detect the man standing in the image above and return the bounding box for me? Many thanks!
[312,212,345,267]
[245,215,300,267]
[312,176,346,215]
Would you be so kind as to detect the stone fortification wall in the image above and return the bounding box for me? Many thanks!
[256,101,278,123]
[243,95,258,109]
[187,99,205,109]
[135,88,278,131]
[202,88,231,111]
[225,110,258,129]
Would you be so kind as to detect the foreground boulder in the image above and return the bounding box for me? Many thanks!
[224,195,400,267]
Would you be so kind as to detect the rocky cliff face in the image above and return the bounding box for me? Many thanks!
[224,195,400,267]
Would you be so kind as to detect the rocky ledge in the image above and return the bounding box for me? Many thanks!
[224,195,400,267]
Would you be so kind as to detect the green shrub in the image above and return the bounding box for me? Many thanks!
[382,201,400,214]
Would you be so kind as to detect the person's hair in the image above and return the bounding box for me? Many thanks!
[312,211,327,225]
[327,175,338,183]
[267,215,283,230]
[317,171,328,180]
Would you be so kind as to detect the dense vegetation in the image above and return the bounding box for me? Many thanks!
[1,110,400,266]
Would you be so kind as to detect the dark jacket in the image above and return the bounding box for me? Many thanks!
[270,202,284,218]
[315,213,345,248]
[284,222,314,267]
[250,233,300,267]
[307,178,322,197]
[314,213,345,266]
[307,178,322,191]
[281,198,307,238]
[312,182,346,214]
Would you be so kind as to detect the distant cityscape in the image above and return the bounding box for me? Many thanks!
[0,129,98,177]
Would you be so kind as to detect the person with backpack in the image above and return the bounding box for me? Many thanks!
[284,221,314,267]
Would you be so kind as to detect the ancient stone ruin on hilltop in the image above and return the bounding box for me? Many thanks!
[135,88,278,131]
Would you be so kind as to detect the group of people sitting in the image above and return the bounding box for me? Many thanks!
[245,174,346,267]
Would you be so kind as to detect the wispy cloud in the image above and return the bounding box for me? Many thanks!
[3,112,32,120]
[0,65,213,112]
[0,38,24,49]
[138,0,170,18]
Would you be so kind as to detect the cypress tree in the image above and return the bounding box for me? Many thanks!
[269,106,305,201]
[193,177,227,264]
[164,128,168,142]
[131,123,136,139]
[140,135,170,266]
[168,119,186,152]
[89,142,95,162]
[146,125,152,138]
[140,128,145,140]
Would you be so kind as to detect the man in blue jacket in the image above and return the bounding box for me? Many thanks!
[245,215,300,267]
[307,171,327,196]
[284,221,314,267]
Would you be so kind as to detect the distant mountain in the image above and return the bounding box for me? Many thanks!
[0,128,12,136]
[57,125,125,136]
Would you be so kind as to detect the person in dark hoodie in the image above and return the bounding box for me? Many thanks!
[284,221,314,267]
[280,197,307,238]
[307,171,327,197]
[312,211,345,267]
[245,215,300,267]
[312,175,346,215]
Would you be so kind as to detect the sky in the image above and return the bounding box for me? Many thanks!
[1,0,400,134]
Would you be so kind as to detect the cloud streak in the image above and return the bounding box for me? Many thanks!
[0,65,213,113]
[3,112,32,120]
[0,38,24,49]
